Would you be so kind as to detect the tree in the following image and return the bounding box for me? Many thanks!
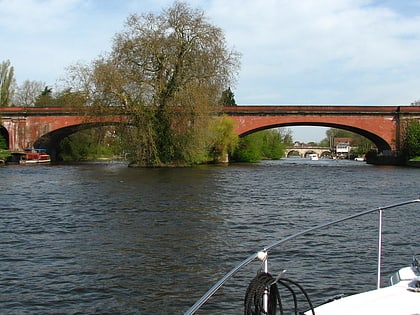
[0,134,10,160]
[219,87,236,106]
[232,133,262,162]
[67,2,240,166]
[34,86,55,106]
[403,120,420,159]
[324,128,374,152]
[13,80,45,107]
[260,129,286,159]
[232,129,287,162]
[54,88,87,107]
[282,129,293,146]
[209,115,239,162]
[59,127,121,161]
[0,60,15,107]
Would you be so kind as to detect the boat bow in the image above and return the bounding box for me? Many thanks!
[185,198,420,315]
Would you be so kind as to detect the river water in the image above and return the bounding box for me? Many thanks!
[0,159,419,314]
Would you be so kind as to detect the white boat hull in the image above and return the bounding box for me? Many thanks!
[309,280,420,314]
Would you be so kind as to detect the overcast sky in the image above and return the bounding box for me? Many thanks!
[1,0,420,142]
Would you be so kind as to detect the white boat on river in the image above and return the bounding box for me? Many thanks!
[185,198,420,315]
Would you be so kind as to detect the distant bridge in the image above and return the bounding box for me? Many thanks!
[285,146,331,158]
[1,105,420,161]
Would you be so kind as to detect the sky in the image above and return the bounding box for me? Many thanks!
[1,0,420,142]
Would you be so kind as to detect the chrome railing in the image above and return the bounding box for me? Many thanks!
[184,197,420,315]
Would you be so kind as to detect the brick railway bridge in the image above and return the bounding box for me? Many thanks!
[1,105,420,161]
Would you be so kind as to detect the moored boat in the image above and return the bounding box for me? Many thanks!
[10,148,51,164]
[185,198,420,315]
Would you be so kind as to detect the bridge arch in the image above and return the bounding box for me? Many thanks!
[287,150,301,157]
[0,126,9,148]
[224,105,420,153]
[33,122,126,161]
[236,122,391,152]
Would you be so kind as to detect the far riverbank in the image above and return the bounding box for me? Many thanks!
[407,160,420,167]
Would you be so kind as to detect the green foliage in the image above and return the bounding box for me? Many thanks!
[325,128,351,139]
[59,135,89,161]
[323,128,375,153]
[0,134,6,149]
[33,86,87,107]
[219,88,236,106]
[404,120,420,159]
[233,134,262,162]
[209,115,239,162]
[59,128,122,161]
[0,134,10,160]
[55,89,87,107]
[283,131,293,146]
[260,130,286,159]
[232,129,286,162]
[318,138,330,147]
[34,86,55,107]
[0,60,15,107]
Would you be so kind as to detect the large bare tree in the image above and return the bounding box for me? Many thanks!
[69,2,240,166]
[13,80,45,107]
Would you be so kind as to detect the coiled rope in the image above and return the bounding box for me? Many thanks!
[244,272,315,315]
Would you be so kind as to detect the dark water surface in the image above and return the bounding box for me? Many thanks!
[0,159,419,314]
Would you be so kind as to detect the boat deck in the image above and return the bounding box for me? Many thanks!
[308,267,420,315]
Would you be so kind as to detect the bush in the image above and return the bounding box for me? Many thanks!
[404,120,420,159]
[0,135,10,160]
[232,130,286,162]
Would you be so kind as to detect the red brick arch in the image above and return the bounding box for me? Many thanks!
[0,107,125,152]
[224,105,420,152]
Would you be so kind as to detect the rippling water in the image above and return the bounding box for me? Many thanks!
[0,159,419,314]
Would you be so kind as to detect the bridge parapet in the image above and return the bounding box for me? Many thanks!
[223,105,420,115]
[0,107,81,116]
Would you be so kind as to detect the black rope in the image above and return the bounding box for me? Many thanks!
[244,272,281,315]
[276,279,298,315]
[278,278,315,315]
[244,272,315,315]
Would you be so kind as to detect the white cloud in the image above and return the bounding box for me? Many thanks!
[1,0,420,106]
[0,0,86,33]
[205,0,420,104]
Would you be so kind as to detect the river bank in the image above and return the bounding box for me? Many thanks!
[366,151,420,167]
[407,159,420,167]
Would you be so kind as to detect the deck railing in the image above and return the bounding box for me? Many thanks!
[184,197,420,315]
